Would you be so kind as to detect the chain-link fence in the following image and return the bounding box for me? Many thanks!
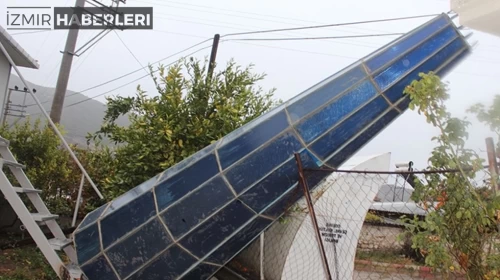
[213,152,497,280]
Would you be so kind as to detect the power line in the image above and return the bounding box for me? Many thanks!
[10,30,53,36]
[226,33,405,42]
[76,37,212,94]
[130,0,396,34]
[222,13,442,37]
[33,44,214,113]
[27,37,213,108]
[113,30,149,75]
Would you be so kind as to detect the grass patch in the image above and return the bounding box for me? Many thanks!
[0,246,57,280]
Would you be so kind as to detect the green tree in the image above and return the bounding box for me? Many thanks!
[403,72,500,279]
[92,58,280,194]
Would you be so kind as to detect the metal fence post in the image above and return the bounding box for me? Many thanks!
[486,137,499,194]
[294,153,333,280]
[72,174,86,227]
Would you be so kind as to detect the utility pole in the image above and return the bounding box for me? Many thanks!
[206,34,220,82]
[50,0,86,124]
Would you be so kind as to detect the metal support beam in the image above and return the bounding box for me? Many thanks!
[260,233,265,280]
[72,174,85,227]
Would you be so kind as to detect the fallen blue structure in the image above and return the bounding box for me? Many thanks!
[73,13,471,280]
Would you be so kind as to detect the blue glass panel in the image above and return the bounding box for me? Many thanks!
[179,200,255,258]
[158,140,219,181]
[218,110,289,170]
[327,109,400,167]
[106,218,172,278]
[239,149,319,213]
[240,159,297,213]
[127,245,197,280]
[179,263,220,280]
[383,38,466,104]
[262,184,301,218]
[155,153,219,211]
[309,95,389,159]
[225,130,303,193]
[78,202,108,230]
[103,175,158,216]
[295,80,378,143]
[161,176,234,239]
[366,16,449,73]
[436,48,470,77]
[261,171,330,219]
[206,217,271,264]
[374,26,457,91]
[397,96,411,112]
[75,223,100,265]
[100,191,156,249]
[81,255,118,280]
[287,65,367,122]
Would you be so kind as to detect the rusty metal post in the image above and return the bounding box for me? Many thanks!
[486,137,499,194]
[294,153,333,280]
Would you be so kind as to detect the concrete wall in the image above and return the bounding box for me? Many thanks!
[357,223,404,251]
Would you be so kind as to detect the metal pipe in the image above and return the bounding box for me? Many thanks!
[486,137,499,194]
[294,153,333,280]
[260,233,265,280]
[72,174,85,227]
[0,39,104,199]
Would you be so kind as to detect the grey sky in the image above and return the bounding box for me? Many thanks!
[1,0,500,170]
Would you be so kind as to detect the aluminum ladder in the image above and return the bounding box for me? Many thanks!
[0,136,83,279]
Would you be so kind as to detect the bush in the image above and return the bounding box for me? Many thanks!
[0,119,113,219]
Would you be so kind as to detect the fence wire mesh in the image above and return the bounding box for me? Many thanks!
[214,160,495,280]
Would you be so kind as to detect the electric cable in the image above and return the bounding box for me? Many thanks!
[222,14,442,37]
[225,33,405,42]
[32,43,214,113]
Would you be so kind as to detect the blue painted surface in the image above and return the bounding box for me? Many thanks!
[156,153,219,211]
[373,26,458,90]
[309,95,390,159]
[74,13,471,280]
[81,255,119,280]
[74,223,100,264]
[287,64,367,122]
[127,245,197,280]
[161,175,234,239]
[218,110,290,170]
[224,130,303,193]
[179,200,255,258]
[106,218,172,278]
[295,79,378,143]
[100,191,156,249]
[206,217,272,264]
[365,16,449,73]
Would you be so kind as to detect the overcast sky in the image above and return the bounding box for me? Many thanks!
[1,0,500,170]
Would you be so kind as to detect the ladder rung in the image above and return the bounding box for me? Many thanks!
[64,264,83,279]
[0,137,9,147]
[13,187,42,194]
[31,213,58,222]
[48,237,72,251]
[1,159,25,169]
